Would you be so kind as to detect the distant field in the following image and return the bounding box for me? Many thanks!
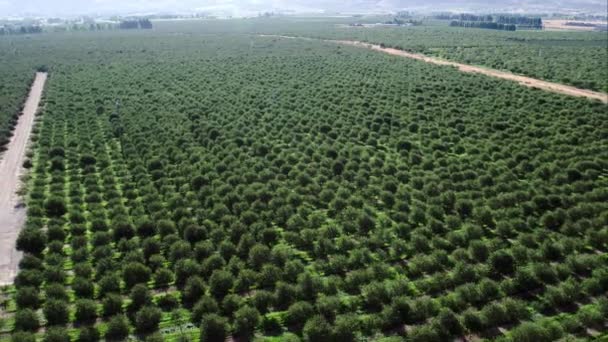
[150,18,608,93]
[544,19,608,31]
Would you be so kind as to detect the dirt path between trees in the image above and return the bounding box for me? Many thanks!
[260,35,608,104]
[0,72,47,286]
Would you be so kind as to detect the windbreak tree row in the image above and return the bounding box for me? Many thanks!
[4,32,608,342]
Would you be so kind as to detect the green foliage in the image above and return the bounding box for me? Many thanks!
[3,20,607,342]
[43,299,69,326]
[234,305,261,339]
[77,326,101,342]
[199,313,229,342]
[302,315,332,342]
[43,327,70,342]
[74,299,98,324]
[105,315,130,341]
[135,306,163,334]
[13,308,39,332]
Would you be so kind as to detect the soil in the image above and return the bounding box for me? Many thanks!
[0,72,47,286]
[261,35,608,104]
[543,20,608,31]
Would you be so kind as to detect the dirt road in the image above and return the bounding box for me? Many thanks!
[0,72,47,286]
[261,35,608,104]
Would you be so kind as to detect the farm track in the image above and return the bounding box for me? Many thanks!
[0,72,47,286]
[259,35,608,104]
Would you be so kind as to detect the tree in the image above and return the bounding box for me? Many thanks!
[72,277,95,298]
[510,322,551,342]
[99,273,121,296]
[209,270,234,299]
[409,323,440,342]
[135,306,162,334]
[11,332,36,342]
[361,281,390,311]
[43,327,70,342]
[489,250,516,275]
[303,315,332,342]
[234,306,261,340]
[154,268,174,288]
[44,299,69,326]
[13,309,39,332]
[285,301,314,331]
[333,314,360,342]
[436,308,463,337]
[75,299,98,324]
[129,284,152,312]
[123,262,151,289]
[248,244,271,270]
[45,197,67,217]
[16,228,47,255]
[199,314,228,342]
[15,287,39,309]
[103,293,124,317]
[105,315,130,341]
[77,326,100,342]
[192,296,219,325]
[183,276,206,307]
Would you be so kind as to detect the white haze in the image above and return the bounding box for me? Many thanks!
[1,0,606,17]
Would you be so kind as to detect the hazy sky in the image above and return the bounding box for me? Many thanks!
[1,0,606,17]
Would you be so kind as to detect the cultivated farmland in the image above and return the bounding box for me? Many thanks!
[0,20,607,342]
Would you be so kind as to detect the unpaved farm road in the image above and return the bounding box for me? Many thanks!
[260,35,608,104]
[0,72,47,286]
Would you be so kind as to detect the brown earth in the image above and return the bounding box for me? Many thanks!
[0,72,47,286]
[260,35,608,104]
[543,20,608,31]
